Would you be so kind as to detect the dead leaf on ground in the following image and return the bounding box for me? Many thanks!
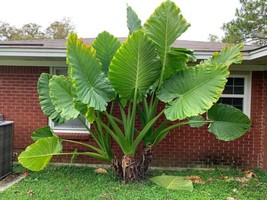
[226,197,238,200]
[95,168,108,174]
[219,175,234,182]
[185,176,205,184]
[100,193,114,200]
[234,177,249,184]
[26,189,34,196]
[208,177,214,183]
[242,170,256,179]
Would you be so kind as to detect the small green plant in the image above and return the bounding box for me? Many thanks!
[18,0,251,183]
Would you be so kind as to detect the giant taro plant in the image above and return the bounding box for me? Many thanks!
[18,0,251,183]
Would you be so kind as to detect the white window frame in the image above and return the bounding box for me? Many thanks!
[220,71,252,117]
[49,67,89,133]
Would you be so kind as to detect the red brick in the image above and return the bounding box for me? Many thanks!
[1,67,266,169]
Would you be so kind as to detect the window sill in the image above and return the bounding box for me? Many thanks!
[55,131,91,140]
[53,129,89,134]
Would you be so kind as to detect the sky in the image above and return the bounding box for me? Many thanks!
[0,0,240,41]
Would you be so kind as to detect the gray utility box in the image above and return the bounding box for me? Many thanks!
[0,121,14,179]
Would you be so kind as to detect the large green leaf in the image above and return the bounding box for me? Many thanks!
[150,175,193,191]
[158,65,229,120]
[127,5,142,34]
[31,126,54,141]
[143,0,190,81]
[37,73,66,124]
[67,33,115,111]
[49,75,79,120]
[74,101,95,123]
[92,31,121,74]
[109,30,161,100]
[198,44,243,67]
[18,136,62,171]
[165,47,196,79]
[208,103,251,141]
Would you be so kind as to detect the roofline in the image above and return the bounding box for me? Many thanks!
[0,45,266,61]
[0,47,66,58]
[242,45,267,60]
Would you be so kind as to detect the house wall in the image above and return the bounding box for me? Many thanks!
[0,66,49,150]
[0,66,266,169]
[263,71,267,169]
[150,71,266,169]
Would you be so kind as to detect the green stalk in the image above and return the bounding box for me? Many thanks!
[145,119,169,144]
[142,97,149,122]
[136,104,146,128]
[77,116,104,150]
[62,139,106,156]
[95,112,105,148]
[100,120,132,155]
[153,120,213,146]
[52,152,111,162]
[118,100,128,134]
[132,110,164,153]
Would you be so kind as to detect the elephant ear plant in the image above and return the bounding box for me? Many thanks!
[18,0,251,183]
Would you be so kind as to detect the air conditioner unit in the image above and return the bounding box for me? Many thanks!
[0,121,13,179]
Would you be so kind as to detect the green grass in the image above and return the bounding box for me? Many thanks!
[0,164,267,200]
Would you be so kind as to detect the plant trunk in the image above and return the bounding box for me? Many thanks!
[111,146,153,183]
[137,146,153,178]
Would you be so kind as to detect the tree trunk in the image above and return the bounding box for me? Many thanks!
[137,146,153,179]
[111,146,153,183]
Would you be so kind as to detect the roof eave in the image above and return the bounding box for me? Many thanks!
[0,47,66,58]
[0,45,266,61]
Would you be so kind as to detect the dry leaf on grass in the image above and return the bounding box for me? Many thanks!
[242,170,256,179]
[232,188,238,193]
[26,189,34,196]
[234,177,249,184]
[95,168,108,174]
[220,175,234,182]
[208,177,214,183]
[226,197,238,200]
[185,176,205,184]
[100,193,114,200]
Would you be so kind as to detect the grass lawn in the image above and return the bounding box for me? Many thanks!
[0,164,267,200]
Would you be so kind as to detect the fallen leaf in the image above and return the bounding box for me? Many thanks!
[185,176,205,184]
[208,177,214,183]
[100,193,114,199]
[219,175,233,182]
[232,188,238,193]
[26,189,34,196]
[95,168,108,174]
[234,177,249,184]
[226,197,238,200]
[150,175,194,191]
[243,170,256,179]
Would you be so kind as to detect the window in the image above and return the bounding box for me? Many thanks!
[218,72,251,117]
[49,67,88,133]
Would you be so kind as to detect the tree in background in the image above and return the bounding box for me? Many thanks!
[20,23,45,40]
[46,18,74,39]
[221,0,266,45]
[0,18,75,41]
[208,34,220,43]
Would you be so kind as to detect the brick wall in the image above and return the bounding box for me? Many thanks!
[1,66,266,169]
[150,71,265,168]
[0,66,49,150]
[263,71,267,169]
